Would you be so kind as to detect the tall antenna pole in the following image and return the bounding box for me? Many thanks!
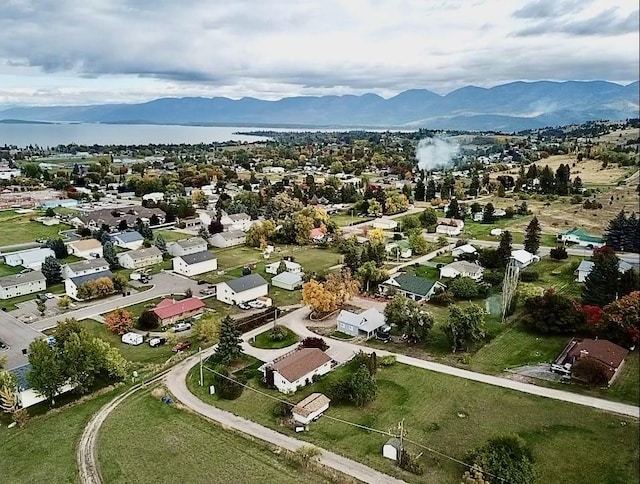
[501,258,520,324]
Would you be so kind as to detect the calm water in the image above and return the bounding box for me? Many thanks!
[0,123,300,147]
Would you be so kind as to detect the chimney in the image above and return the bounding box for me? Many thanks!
[579,349,589,359]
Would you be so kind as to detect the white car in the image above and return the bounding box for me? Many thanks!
[45,293,55,299]
[247,300,265,309]
[173,322,192,333]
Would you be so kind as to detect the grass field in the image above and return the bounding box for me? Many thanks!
[250,326,299,349]
[525,256,582,297]
[155,229,191,243]
[460,217,557,246]
[98,392,329,484]
[188,361,639,484]
[0,263,22,277]
[0,212,70,247]
[0,392,115,484]
[607,351,640,405]
[214,245,342,274]
[330,212,373,227]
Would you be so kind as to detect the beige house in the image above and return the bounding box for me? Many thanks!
[67,239,103,260]
[117,246,163,269]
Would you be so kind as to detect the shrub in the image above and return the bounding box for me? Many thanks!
[212,365,245,400]
[430,290,454,306]
[138,309,159,330]
[466,434,536,484]
[272,401,292,418]
[450,277,479,299]
[300,336,328,351]
[270,326,289,341]
[379,355,397,366]
[571,357,611,386]
[520,271,539,282]
[483,270,504,286]
[399,449,424,475]
[549,246,568,260]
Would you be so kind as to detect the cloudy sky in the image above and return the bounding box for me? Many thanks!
[0,0,637,106]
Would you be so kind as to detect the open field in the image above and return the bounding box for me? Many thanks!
[330,212,373,227]
[214,245,342,274]
[608,351,640,405]
[460,216,557,246]
[0,213,70,247]
[524,256,582,297]
[155,229,191,243]
[98,392,328,484]
[594,127,640,143]
[189,360,639,484]
[0,392,115,484]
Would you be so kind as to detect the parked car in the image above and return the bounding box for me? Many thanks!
[237,302,251,310]
[247,300,265,309]
[172,341,191,352]
[197,280,208,285]
[148,337,167,347]
[199,289,214,296]
[45,293,55,299]
[173,322,192,332]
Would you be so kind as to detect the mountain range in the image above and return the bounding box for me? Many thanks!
[1,80,637,132]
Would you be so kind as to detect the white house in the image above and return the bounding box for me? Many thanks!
[172,251,218,277]
[142,192,165,203]
[197,210,218,228]
[67,239,103,260]
[110,231,144,251]
[265,259,302,275]
[0,271,46,299]
[371,217,398,230]
[439,261,484,281]
[436,218,464,236]
[210,230,246,248]
[292,393,331,424]
[117,246,163,269]
[510,249,540,269]
[558,228,605,248]
[220,212,252,232]
[167,237,208,257]
[336,308,386,339]
[216,273,268,305]
[10,363,75,408]
[64,270,114,299]
[3,248,55,270]
[271,271,303,291]
[263,348,333,394]
[61,258,110,280]
[386,240,412,259]
[574,259,634,283]
[451,243,477,259]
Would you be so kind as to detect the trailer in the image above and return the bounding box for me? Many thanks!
[121,332,143,346]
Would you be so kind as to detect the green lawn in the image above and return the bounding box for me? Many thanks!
[0,263,22,277]
[116,297,166,319]
[153,229,191,243]
[329,212,372,227]
[188,361,639,484]
[524,256,582,297]
[0,212,70,246]
[0,392,115,484]
[250,326,299,349]
[607,351,640,405]
[98,392,328,484]
[460,217,556,246]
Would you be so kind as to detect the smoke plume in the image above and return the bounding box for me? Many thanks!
[416,136,460,171]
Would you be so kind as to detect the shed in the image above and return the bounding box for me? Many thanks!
[271,271,303,291]
[292,393,331,424]
[382,437,402,461]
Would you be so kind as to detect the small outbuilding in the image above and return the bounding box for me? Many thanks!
[382,437,402,462]
[271,271,303,291]
[292,393,331,424]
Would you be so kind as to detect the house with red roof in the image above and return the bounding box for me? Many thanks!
[151,297,206,327]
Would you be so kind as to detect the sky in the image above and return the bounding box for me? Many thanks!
[0,0,637,106]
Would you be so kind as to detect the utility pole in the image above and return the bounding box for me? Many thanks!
[199,347,203,386]
[398,418,405,455]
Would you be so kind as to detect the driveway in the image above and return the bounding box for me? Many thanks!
[0,310,44,369]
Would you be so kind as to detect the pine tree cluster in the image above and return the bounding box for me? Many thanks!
[604,211,639,252]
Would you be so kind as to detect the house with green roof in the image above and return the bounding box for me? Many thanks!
[557,228,605,248]
[380,273,446,302]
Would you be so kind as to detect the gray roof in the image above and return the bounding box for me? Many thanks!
[224,273,268,293]
[64,258,109,272]
[174,237,207,249]
[216,230,246,241]
[179,251,217,265]
[338,308,385,332]
[121,246,162,261]
[112,231,143,243]
[229,212,250,221]
[444,261,483,274]
[9,363,32,391]
[70,269,114,286]
[0,270,46,288]
[271,271,303,285]
[576,259,633,273]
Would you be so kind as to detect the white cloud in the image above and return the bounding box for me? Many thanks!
[0,0,637,105]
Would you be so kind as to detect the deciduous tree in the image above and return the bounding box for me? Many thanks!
[194,313,219,344]
[27,339,66,405]
[444,304,486,352]
[104,308,134,335]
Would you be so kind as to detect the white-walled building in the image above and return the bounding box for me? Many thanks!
[210,230,246,248]
[67,239,103,260]
[292,393,331,424]
[216,273,268,305]
[510,249,540,269]
[263,348,333,394]
[265,260,302,275]
[0,271,46,299]
[439,261,484,281]
[64,270,114,300]
[167,237,208,257]
[172,251,218,277]
[3,248,55,270]
[61,258,110,280]
[110,231,144,251]
[371,217,398,230]
[117,246,163,269]
[451,243,477,259]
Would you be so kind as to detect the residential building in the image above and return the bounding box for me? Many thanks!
[336,308,386,339]
[436,218,464,236]
[172,251,218,277]
[220,212,252,232]
[385,240,412,259]
[510,249,540,269]
[198,210,218,228]
[151,297,206,327]
[216,273,268,305]
[78,206,165,230]
[262,348,333,394]
[142,192,164,203]
[439,261,484,281]
[210,230,246,248]
[371,217,398,230]
[167,237,208,257]
[41,198,78,209]
[67,238,103,260]
[557,228,605,248]
[65,270,114,299]
[110,231,144,250]
[181,217,202,230]
[117,246,163,269]
[380,273,446,301]
[61,258,109,280]
[271,271,303,291]
[451,243,477,259]
[552,338,629,385]
[9,363,74,408]
[265,260,302,275]
[309,227,326,242]
[292,393,331,424]
[3,247,55,270]
[574,259,634,283]
[0,271,46,299]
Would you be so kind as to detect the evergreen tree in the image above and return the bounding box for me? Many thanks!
[524,217,541,254]
[41,256,62,284]
[45,238,68,259]
[572,176,583,194]
[604,210,627,250]
[582,247,620,307]
[154,233,167,252]
[619,269,639,297]
[103,241,119,269]
[539,165,554,194]
[482,203,495,224]
[216,316,243,363]
[425,179,436,200]
[622,212,639,253]
[497,231,513,268]
[554,164,570,195]
[140,223,153,240]
[414,179,425,201]
[445,198,461,219]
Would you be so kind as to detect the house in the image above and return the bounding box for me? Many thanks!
[436,218,464,236]
[210,230,246,248]
[0,271,46,299]
[451,243,477,259]
[371,217,398,230]
[61,258,109,280]
[271,271,303,291]
[181,217,202,230]
[309,227,327,242]
[336,308,386,339]
[64,270,114,299]
[386,240,412,259]
[510,249,540,269]
[198,210,218,228]
[558,228,605,248]
[151,297,206,327]
[216,273,269,305]
[117,246,163,269]
[263,348,333,394]
[382,438,402,462]
[172,251,218,277]
[110,231,144,250]
[142,192,165,203]
[38,216,60,226]
[552,338,629,385]
[3,247,55,270]
[574,259,634,283]
[9,363,74,408]
[265,260,302,275]
[220,212,252,232]
[78,206,166,230]
[439,261,484,281]
[67,239,103,260]
[292,393,331,424]
[380,273,446,302]
[167,237,208,257]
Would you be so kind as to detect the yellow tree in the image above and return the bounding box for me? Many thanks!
[302,280,338,316]
[368,228,386,246]
[325,270,360,307]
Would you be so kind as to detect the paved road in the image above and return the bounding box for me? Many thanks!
[165,349,405,484]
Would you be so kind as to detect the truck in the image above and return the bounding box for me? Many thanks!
[121,332,143,346]
[130,272,142,281]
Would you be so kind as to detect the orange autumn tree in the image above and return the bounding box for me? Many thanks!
[104,308,134,335]
[302,270,360,317]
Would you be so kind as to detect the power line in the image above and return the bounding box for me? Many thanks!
[200,365,508,483]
